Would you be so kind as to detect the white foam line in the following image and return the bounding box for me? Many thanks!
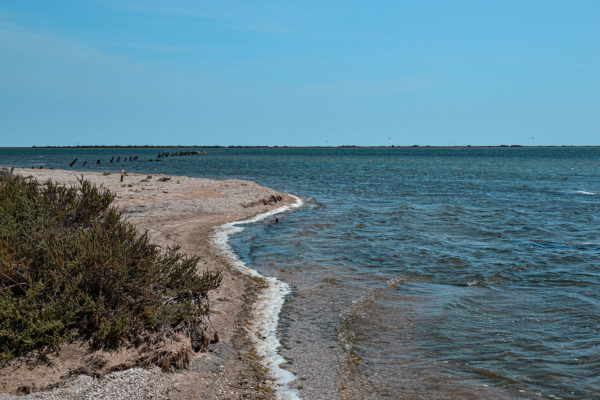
[212,195,304,400]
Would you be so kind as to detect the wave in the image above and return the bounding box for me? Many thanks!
[336,277,517,399]
[212,195,304,400]
[303,196,324,209]
[528,239,600,248]
[575,190,597,196]
[337,275,407,351]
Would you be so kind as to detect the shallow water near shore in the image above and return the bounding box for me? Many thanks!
[2,147,600,399]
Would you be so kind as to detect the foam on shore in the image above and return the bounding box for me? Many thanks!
[213,195,304,400]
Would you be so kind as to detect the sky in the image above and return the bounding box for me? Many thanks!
[1,1,599,146]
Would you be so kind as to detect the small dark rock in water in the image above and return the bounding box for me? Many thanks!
[96,159,100,165]
[275,218,279,223]
[82,161,87,166]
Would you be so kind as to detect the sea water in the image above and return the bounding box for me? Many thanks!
[2,147,599,399]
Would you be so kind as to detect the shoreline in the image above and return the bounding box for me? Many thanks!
[6,145,600,149]
[0,167,301,399]
[213,196,304,400]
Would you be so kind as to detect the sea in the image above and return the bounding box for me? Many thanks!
[2,147,599,399]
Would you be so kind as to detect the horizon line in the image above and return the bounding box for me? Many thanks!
[4,145,600,149]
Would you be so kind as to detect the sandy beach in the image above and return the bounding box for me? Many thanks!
[0,167,297,400]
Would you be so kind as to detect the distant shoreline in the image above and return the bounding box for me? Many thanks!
[4,145,600,149]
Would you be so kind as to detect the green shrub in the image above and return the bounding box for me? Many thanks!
[0,175,220,361]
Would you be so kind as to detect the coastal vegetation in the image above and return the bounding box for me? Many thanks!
[0,173,221,362]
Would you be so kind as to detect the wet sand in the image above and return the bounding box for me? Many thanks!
[0,167,296,399]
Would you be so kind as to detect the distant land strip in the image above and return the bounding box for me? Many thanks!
[14,145,600,149]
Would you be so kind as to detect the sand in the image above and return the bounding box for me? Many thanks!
[0,168,297,400]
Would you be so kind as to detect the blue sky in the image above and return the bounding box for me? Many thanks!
[1,1,598,146]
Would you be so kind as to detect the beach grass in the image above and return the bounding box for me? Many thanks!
[0,173,221,362]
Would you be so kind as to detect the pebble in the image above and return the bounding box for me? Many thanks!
[0,368,168,400]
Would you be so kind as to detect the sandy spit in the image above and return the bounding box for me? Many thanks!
[0,167,297,400]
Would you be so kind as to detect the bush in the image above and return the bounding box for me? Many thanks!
[0,175,221,362]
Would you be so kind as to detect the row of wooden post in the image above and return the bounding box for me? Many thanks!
[156,150,206,158]
[67,151,206,168]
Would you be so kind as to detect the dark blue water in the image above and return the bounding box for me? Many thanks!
[2,147,600,399]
